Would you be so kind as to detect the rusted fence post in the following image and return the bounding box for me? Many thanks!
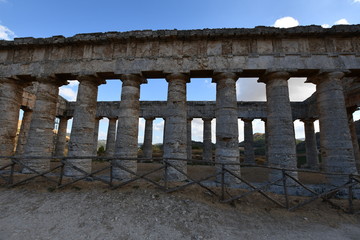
[57,161,65,187]
[164,158,168,190]
[221,163,225,201]
[348,174,354,214]
[282,169,289,209]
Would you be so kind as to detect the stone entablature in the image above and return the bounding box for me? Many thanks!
[1,25,360,79]
[64,101,307,120]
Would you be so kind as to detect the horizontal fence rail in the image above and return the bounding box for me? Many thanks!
[0,155,359,214]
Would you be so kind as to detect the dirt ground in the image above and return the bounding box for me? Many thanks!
[1,178,360,240]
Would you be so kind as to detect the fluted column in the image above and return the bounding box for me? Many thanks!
[65,76,104,176]
[143,117,155,160]
[163,73,189,181]
[0,78,28,166]
[243,118,255,164]
[301,119,319,170]
[113,74,147,179]
[308,72,358,184]
[15,109,33,156]
[105,118,117,157]
[213,72,240,184]
[258,72,297,181]
[23,78,65,173]
[202,118,213,162]
[54,116,69,157]
[93,117,101,156]
[187,118,192,160]
[347,108,360,172]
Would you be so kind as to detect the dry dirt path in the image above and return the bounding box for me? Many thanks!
[0,184,360,240]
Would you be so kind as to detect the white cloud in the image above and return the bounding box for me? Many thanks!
[321,24,330,28]
[273,17,300,28]
[334,18,350,25]
[59,86,77,101]
[237,78,266,101]
[0,25,15,40]
[59,80,79,101]
[191,118,204,142]
[288,78,316,101]
[353,0,360,3]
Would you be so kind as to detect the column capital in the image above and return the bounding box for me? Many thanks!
[56,115,72,120]
[258,71,290,84]
[242,118,254,123]
[144,117,155,121]
[202,118,213,122]
[36,75,69,87]
[120,74,147,86]
[165,73,190,83]
[306,71,345,85]
[107,117,118,121]
[212,72,238,83]
[76,75,106,86]
[300,118,316,124]
[1,76,33,87]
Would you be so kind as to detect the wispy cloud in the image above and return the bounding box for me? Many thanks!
[0,25,15,40]
[273,17,300,28]
[354,0,360,3]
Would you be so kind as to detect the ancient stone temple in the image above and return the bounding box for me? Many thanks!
[0,25,359,185]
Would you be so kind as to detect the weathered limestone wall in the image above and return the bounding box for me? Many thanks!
[1,26,360,79]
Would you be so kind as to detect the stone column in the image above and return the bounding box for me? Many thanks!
[187,118,192,160]
[202,118,213,162]
[347,108,360,172]
[261,118,268,164]
[23,78,65,173]
[93,117,101,156]
[54,116,69,157]
[163,73,189,181]
[0,78,28,166]
[105,118,117,157]
[113,74,146,179]
[302,119,319,170]
[213,72,240,184]
[258,72,297,181]
[143,117,155,160]
[308,72,358,184]
[15,109,33,156]
[65,76,104,176]
[243,118,255,164]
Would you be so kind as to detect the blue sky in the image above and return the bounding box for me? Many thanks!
[1,0,360,143]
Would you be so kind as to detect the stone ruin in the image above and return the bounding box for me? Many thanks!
[0,25,360,187]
